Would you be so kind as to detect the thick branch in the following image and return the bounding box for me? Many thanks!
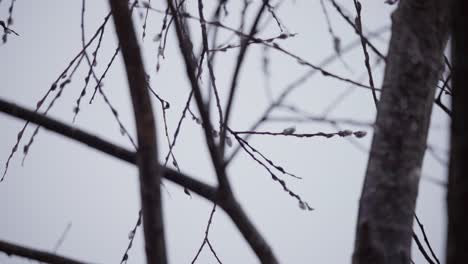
[0,239,87,264]
[109,1,166,262]
[0,98,135,163]
[352,1,451,263]
[0,97,277,263]
[0,98,219,203]
[217,195,278,264]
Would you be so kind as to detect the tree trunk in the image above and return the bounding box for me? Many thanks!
[352,1,451,263]
[446,0,468,263]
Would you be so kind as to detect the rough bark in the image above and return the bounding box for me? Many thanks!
[108,0,167,263]
[352,1,451,263]
[446,0,468,263]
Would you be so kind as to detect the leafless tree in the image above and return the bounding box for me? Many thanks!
[0,0,459,263]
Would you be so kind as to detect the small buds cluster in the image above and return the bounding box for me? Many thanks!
[337,130,367,138]
[353,131,367,138]
[278,33,297,40]
[193,116,202,125]
[338,130,353,137]
[128,230,135,240]
[299,201,314,211]
[282,126,296,135]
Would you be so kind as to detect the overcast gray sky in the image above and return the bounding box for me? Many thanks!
[0,1,449,263]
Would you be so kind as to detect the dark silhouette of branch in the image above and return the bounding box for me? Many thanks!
[220,1,269,155]
[414,214,440,263]
[167,1,279,262]
[147,81,181,177]
[120,210,142,263]
[229,129,313,211]
[72,24,106,123]
[141,0,151,40]
[196,0,224,135]
[2,2,455,264]
[142,4,375,92]
[0,239,87,264]
[1,15,114,181]
[77,0,136,149]
[0,19,18,36]
[233,129,367,138]
[0,95,289,263]
[205,239,223,264]
[319,0,353,72]
[412,232,436,264]
[18,1,136,170]
[191,204,219,264]
[108,1,167,263]
[217,194,278,264]
[446,0,468,263]
[225,25,390,165]
[352,0,378,107]
[0,98,218,201]
[1,0,18,43]
[229,128,302,179]
[328,0,386,61]
[167,0,231,194]
[0,98,135,163]
[163,91,193,167]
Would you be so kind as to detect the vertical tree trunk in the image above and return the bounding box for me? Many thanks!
[352,1,451,263]
[446,0,468,263]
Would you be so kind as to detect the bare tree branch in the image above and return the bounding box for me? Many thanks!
[412,232,436,264]
[0,239,87,264]
[352,0,378,107]
[225,25,390,165]
[107,1,167,262]
[167,0,231,194]
[167,1,279,262]
[220,1,269,155]
[0,96,280,263]
[0,98,218,203]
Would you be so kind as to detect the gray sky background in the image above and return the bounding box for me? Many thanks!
[0,1,450,263]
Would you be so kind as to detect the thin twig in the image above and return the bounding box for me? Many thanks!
[414,214,440,264]
[221,1,269,156]
[352,0,378,107]
[53,222,72,253]
[168,0,231,193]
[224,25,390,165]
[191,204,220,264]
[233,130,367,139]
[413,232,436,264]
